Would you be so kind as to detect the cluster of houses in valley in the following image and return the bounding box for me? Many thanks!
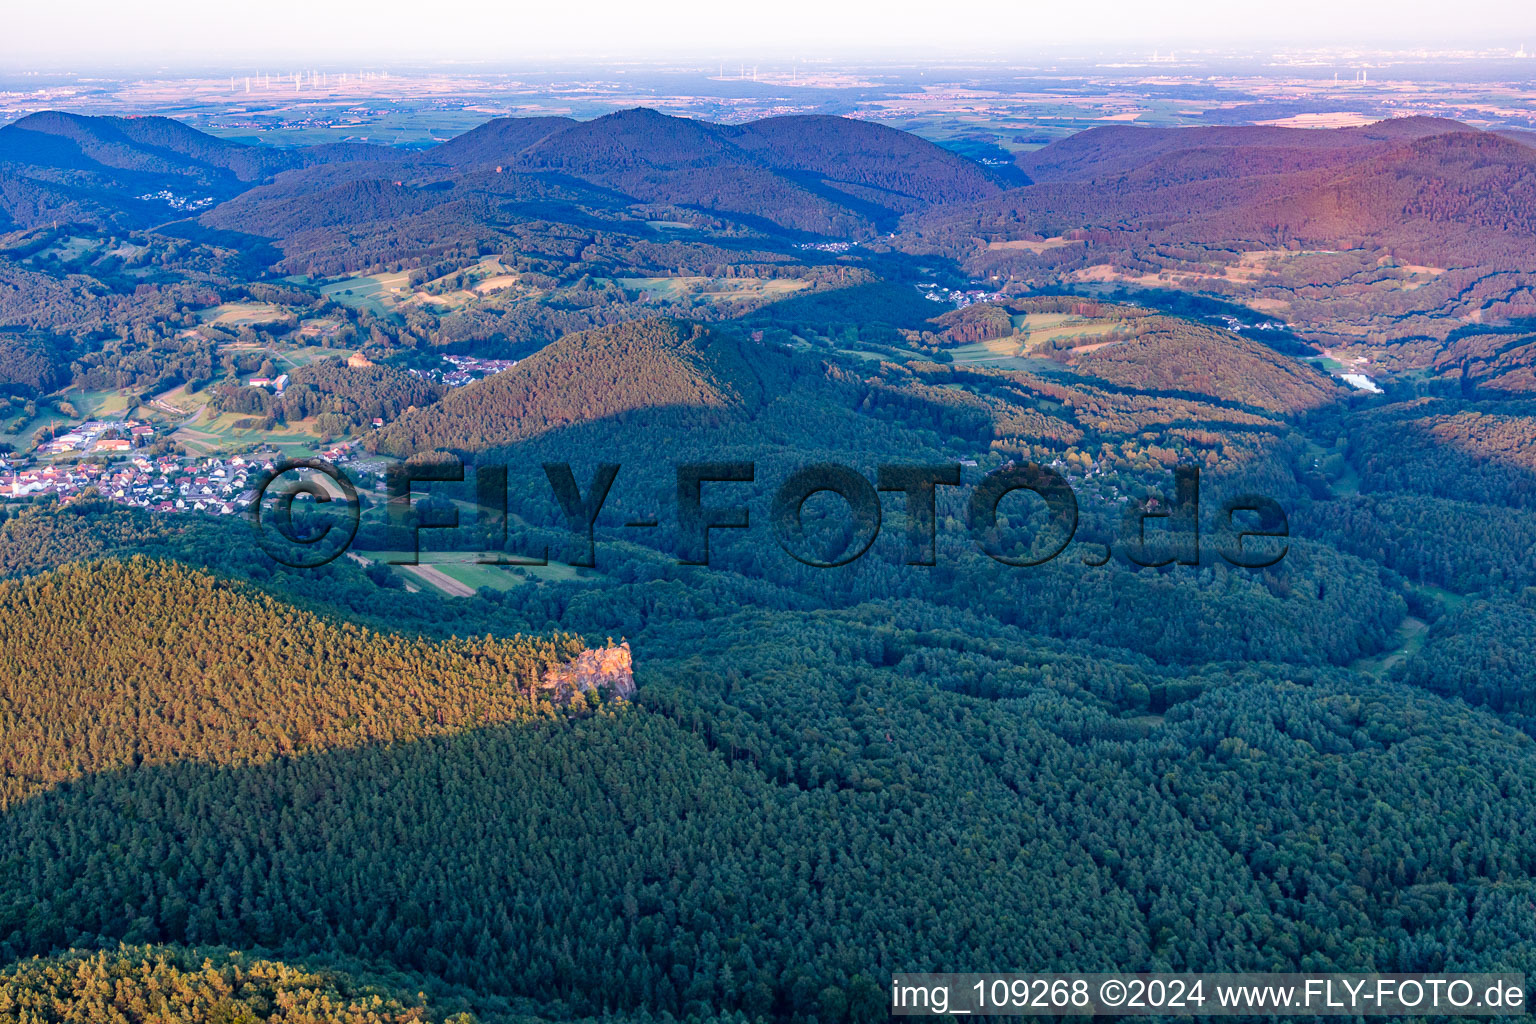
[923,285,1008,308]
[1215,315,1291,333]
[1,429,378,517]
[135,189,215,212]
[796,240,860,253]
[36,419,157,456]
[2,451,272,513]
[424,354,519,388]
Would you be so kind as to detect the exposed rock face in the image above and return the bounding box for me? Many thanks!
[540,641,634,702]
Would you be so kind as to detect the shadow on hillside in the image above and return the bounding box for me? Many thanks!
[1346,396,1536,511]
[0,709,781,1014]
[735,280,948,334]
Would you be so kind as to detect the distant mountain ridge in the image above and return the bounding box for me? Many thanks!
[0,107,1004,240]
[439,108,1006,205]
[0,110,292,181]
[0,110,395,231]
[411,107,1007,236]
[910,116,1536,272]
[1015,115,1477,183]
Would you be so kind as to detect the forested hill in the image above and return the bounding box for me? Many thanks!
[427,115,579,164]
[1061,315,1341,414]
[375,317,777,454]
[0,558,586,808]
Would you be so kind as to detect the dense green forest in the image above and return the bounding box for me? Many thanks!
[1,550,1535,1023]
[6,316,1536,1022]
[3,362,1536,1023]
[5,107,1536,1022]
[214,358,444,431]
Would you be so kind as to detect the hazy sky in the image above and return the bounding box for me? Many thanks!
[6,0,1536,65]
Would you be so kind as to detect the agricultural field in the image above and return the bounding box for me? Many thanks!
[59,387,136,419]
[985,236,1082,254]
[215,342,354,371]
[276,344,355,369]
[198,302,296,327]
[193,101,483,148]
[351,550,590,596]
[1067,263,1235,292]
[144,382,203,417]
[413,257,535,313]
[172,406,323,455]
[0,403,71,453]
[948,312,1129,370]
[947,336,1042,371]
[2,387,157,455]
[306,259,540,320]
[1014,311,1128,349]
[313,271,415,318]
[32,235,102,261]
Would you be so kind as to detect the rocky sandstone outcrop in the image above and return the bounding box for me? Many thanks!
[540,640,634,701]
